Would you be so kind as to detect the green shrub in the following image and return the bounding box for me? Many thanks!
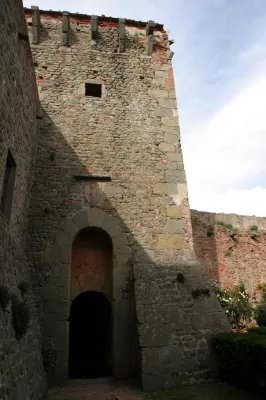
[42,342,58,374]
[212,331,266,396]
[254,303,266,327]
[250,225,258,231]
[225,223,233,230]
[11,296,30,340]
[258,282,266,303]
[212,281,252,330]
[216,221,226,227]
[248,327,266,335]
[225,250,232,257]
[0,286,10,311]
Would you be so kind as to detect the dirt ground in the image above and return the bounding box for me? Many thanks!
[44,379,261,400]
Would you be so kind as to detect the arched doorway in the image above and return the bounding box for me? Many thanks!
[68,227,113,379]
[68,291,112,379]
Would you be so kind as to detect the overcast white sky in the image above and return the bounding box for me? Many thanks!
[23,0,266,216]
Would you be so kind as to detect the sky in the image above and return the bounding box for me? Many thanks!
[23,0,266,216]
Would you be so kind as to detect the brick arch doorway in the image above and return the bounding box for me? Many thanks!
[69,226,113,379]
[68,291,112,379]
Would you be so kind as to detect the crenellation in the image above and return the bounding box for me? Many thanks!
[31,5,41,44]
[62,11,70,46]
[118,18,126,52]
[91,15,98,40]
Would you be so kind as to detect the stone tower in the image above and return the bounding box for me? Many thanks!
[24,6,230,389]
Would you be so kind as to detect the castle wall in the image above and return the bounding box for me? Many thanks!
[25,8,230,389]
[191,210,266,301]
[0,1,45,399]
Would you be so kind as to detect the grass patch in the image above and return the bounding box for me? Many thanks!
[216,221,226,227]
[225,223,233,230]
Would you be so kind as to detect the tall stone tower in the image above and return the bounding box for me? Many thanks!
[25,6,230,389]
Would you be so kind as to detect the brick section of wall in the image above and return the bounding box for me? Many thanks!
[71,228,113,302]
[191,210,266,301]
[0,1,45,399]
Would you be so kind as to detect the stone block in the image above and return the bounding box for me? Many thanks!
[157,234,185,250]
[139,323,172,347]
[158,142,175,152]
[162,125,179,133]
[155,70,166,78]
[142,346,182,375]
[148,89,168,98]
[136,304,145,323]
[87,208,105,227]
[161,117,178,126]
[166,152,183,161]
[167,206,182,218]
[72,210,89,230]
[166,170,186,183]
[112,233,128,249]
[145,304,185,324]
[44,300,68,314]
[159,98,177,108]
[168,89,176,99]
[165,133,179,144]
[135,281,161,305]
[153,183,178,195]
[166,219,185,234]
[165,161,178,170]
[70,277,81,301]
[189,312,211,330]
[182,356,198,371]
[103,220,122,238]
[52,362,68,383]
[155,107,173,117]
[55,230,73,246]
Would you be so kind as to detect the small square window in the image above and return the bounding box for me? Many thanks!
[0,150,16,220]
[85,83,102,98]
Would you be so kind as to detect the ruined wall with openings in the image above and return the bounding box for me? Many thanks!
[0,1,45,399]
[24,7,230,389]
[191,210,266,302]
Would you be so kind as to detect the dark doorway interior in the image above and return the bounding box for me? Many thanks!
[68,291,112,379]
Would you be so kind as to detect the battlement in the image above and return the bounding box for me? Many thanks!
[24,6,173,58]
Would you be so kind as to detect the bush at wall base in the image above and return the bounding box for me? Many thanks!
[212,331,266,397]
[254,303,266,327]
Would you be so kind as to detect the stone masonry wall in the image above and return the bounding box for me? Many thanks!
[191,210,266,302]
[25,8,230,389]
[0,1,45,399]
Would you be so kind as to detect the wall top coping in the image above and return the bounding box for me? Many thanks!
[24,7,165,31]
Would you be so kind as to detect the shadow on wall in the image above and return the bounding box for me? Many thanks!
[27,108,230,389]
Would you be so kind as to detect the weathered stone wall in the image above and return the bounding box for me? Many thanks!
[191,210,266,301]
[25,8,230,389]
[0,1,45,399]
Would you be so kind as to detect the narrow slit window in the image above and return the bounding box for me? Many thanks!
[85,83,102,98]
[0,150,16,220]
